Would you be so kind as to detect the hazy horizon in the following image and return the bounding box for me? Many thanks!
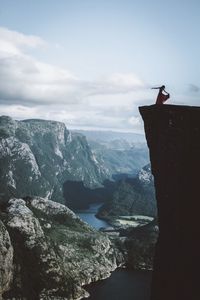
[1,113,146,134]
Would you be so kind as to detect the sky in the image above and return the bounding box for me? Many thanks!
[0,0,200,133]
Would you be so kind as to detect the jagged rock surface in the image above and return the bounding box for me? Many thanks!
[138,164,154,184]
[0,116,109,204]
[140,104,200,300]
[0,220,13,298]
[2,197,124,300]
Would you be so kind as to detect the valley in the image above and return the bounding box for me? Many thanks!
[0,116,156,300]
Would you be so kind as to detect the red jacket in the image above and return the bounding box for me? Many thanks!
[156,91,170,104]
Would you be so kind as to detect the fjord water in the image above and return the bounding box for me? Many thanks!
[76,203,109,229]
[76,203,152,300]
[84,269,152,300]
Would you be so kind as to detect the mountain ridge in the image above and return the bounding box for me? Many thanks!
[0,116,109,204]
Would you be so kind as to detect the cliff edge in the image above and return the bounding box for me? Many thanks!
[139,104,200,300]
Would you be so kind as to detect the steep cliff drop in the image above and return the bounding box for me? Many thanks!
[139,104,200,300]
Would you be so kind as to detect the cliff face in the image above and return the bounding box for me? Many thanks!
[0,197,125,299]
[139,104,200,300]
[0,220,13,297]
[0,116,109,204]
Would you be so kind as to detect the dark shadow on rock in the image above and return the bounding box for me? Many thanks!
[63,180,116,210]
[140,104,200,300]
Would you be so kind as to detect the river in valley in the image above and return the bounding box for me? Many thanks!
[83,269,152,300]
[75,203,110,229]
[75,203,152,300]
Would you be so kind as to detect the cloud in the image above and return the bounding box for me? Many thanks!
[0,27,147,132]
[188,84,200,93]
[0,55,82,105]
[0,27,81,106]
[85,73,145,96]
[0,27,46,57]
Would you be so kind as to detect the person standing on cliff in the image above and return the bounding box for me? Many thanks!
[152,85,170,104]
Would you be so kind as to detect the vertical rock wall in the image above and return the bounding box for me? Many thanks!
[139,104,200,300]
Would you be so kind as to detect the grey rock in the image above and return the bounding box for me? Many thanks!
[0,116,109,204]
[0,220,13,298]
[4,197,124,299]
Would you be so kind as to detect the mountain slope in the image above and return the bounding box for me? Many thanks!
[73,130,149,176]
[1,197,124,299]
[98,164,156,218]
[0,116,109,204]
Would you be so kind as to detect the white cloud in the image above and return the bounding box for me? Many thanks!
[104,73,144,91]
[0,27,46,56]
[0,26,148,132]
[128,116,142,127]
[85,73,145,96]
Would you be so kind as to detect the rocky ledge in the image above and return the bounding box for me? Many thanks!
[140,104,200,300]
[0,197,125,300]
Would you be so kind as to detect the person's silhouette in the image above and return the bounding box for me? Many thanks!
[152,85,170,104]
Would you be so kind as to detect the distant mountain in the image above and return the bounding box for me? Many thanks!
[0,116,109,204]
[73,130,149,176]
[73,130,146,143]
[97,163,156,218]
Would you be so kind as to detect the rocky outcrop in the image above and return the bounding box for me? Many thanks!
[1,197,124,299]
[97,164,156,218]
[0,220,13,298]
[0,116,109,204]
[139,104,200,300]
[138,164,153,184]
